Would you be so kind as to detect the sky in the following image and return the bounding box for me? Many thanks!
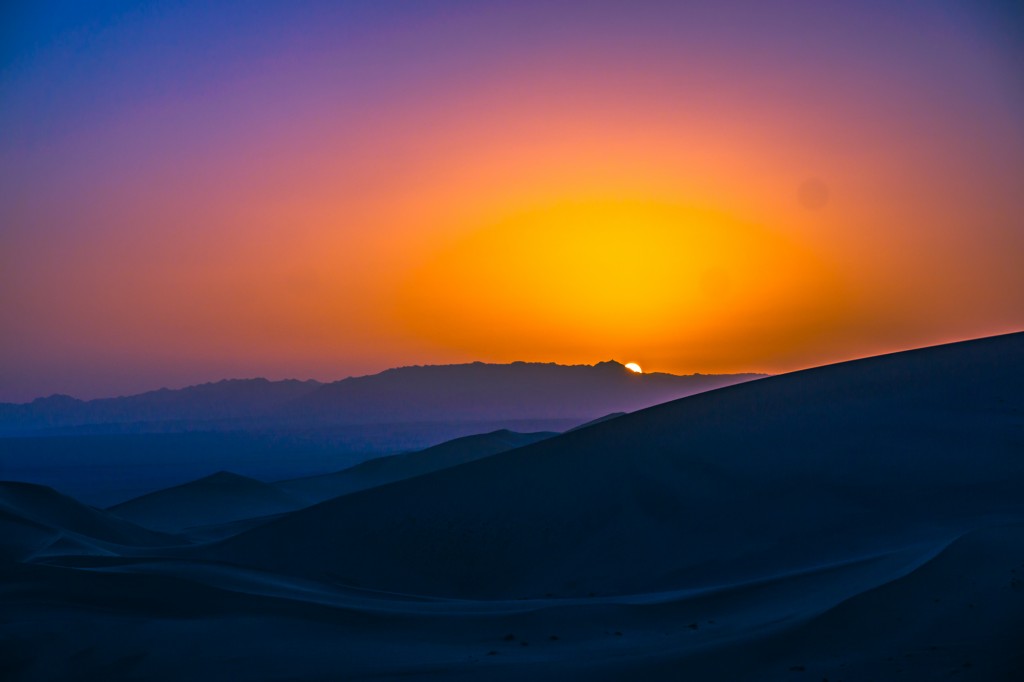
[1,0,1022,401]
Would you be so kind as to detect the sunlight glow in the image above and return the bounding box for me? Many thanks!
[625,362,642,374]
[395,199,839,362]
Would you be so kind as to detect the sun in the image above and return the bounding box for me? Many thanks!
[625,362,643,374]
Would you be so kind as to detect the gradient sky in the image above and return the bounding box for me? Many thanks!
[2,1,1022,401]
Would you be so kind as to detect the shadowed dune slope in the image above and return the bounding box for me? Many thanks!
[275,430,556,505]
[0,482,177,561]
[107,472,306,533]
[202,332,1024,598]
[566,412,627,432]
[579,522,1024,682]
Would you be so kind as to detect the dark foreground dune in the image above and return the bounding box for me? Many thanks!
[1,332,1023,680]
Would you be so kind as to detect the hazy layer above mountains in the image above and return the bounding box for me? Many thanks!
[0,361,763,436]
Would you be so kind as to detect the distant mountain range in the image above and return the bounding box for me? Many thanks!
[0,361,764,436]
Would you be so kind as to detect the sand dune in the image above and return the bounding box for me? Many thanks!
[108,471,306,533]
[275,429,555,504]
[5,524,1021,680]
[205,332,1024,599]
[0,482,177,561]
[565,411,627,431]
[1,332,1022,680]
[94,430,555,534]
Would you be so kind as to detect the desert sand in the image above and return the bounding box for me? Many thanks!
[1,333,1022,680]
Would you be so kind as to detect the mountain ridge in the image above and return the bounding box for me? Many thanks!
[0,361,764,435]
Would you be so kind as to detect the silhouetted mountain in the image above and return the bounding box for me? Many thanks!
[0,363,762,436]
[283,361,763,425]
[0,378,322,434]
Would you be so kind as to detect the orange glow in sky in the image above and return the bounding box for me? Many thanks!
[1,2,1021,400]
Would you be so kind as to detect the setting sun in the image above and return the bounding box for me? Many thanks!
[625,362,643,374]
